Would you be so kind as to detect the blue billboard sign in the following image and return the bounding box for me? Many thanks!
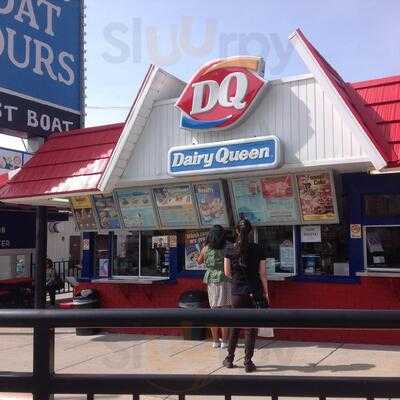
[0,0,83,137]
[168,136,281,176]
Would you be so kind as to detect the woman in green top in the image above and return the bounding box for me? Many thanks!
[198,225,232,348]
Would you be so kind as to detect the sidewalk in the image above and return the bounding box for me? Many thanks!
[1,328,400,399]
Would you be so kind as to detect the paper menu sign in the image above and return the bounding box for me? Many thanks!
[99,259,109,278]
[301,225,322,243]
[366,231,384,253]
[185,230,207,270]
[279,240,295,272]
[296,172,338,223]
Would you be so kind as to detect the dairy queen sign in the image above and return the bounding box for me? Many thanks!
[175,56,266,130]
[168,136,281,176]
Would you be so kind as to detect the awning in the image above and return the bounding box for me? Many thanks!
[0,123,124,205]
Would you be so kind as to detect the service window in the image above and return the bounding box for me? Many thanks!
[140,231,176,278]
[257,226,295,275]
[112,231,176,278]
[300,224,349,276]
[113,232,140,277]
[365,226,400,271]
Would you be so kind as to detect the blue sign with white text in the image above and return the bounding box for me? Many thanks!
[0,0,83,136]
[168,136,281,176]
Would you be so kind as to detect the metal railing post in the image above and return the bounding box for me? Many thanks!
[33,325,54,400]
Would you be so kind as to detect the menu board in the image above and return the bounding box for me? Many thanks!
[185,230,207,270]
[92,194,121,230]
[260,175,299,223]
[153,185,198,227]
[115,188,158,229]
[194,182,228,226]
[70,196,97,231]
[232,179,268,224]
[296,172,337,223]
[232,175,299,225]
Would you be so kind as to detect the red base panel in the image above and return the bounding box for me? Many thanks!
[76,277,400,345]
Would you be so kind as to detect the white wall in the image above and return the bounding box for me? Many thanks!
[47,219,80,262]
[122,75,367,184]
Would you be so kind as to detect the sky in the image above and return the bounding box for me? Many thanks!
[2,0,399,150]
[84,0,400,127]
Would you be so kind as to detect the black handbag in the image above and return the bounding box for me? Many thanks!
[249,292,268,309]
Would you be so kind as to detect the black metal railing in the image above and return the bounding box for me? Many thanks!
[53,260,81,294]
[1,308,400,400]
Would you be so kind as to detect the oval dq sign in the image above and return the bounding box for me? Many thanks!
[175,56,266,130]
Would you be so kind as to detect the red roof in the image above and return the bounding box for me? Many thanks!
[296,29,400,168]
[0,173,9,189]
[351,75,400,166]
[0,123,124,200]
[295,29,392,165]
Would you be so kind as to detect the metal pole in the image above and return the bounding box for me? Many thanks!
[34,206,47,309]
[33,206,54,400]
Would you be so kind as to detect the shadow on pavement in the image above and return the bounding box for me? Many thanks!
[253,362,374,373]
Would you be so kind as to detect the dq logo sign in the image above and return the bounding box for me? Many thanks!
[175,56,266,130]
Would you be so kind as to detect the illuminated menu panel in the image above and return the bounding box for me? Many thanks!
[92,194,121,230]
[115,188,158,229]
[194,182,228,227]
[231,175,299,225]
[153,185,198,228]
[70,196,97,231]
[296,172,338,223]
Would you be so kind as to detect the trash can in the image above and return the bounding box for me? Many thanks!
[178,290,208,340]
[72,289,100,336]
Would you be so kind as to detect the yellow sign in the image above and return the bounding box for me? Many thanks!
[70,196,92,209]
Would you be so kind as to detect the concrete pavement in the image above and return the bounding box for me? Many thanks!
[0,328,399,399]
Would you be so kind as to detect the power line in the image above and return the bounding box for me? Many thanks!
[86,106,131,110]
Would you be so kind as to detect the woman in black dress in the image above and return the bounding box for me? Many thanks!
[223,218,269,372]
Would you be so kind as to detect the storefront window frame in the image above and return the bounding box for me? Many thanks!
[111,230,176,280]
[255,226,297,278]
[363,224,400,273]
